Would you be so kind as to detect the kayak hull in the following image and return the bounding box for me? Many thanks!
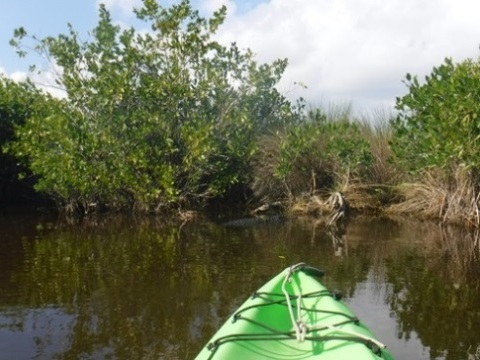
[196,264,394,360]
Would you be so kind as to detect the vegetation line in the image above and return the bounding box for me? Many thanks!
[1,0,480,228]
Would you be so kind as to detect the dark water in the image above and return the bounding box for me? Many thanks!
[0,212,479,360]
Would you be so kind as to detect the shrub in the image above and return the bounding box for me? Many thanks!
[392,56,480,175]
[0,76,56,204]
[9,0,297,212]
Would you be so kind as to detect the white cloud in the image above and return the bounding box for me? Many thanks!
[10,71,28,83]
[4,0,479,115]
[214,0,480,113]
[5,66,66,99]
[31,70,67,99]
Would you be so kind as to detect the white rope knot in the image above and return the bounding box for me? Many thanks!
[296,320,308,342]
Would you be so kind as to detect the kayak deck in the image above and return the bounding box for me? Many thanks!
[196,263,394,359]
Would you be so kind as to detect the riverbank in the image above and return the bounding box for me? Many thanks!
[285,173,479,229]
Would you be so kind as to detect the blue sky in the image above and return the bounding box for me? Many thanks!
[0,0,264,75]
[1,1,97,76]
[2,0,480,114]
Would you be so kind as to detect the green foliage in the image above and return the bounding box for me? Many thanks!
[0,76,56,203]
[9,0,296,212]
[0,77,38,146]
[274,107,373,195]
[392,57,480,173]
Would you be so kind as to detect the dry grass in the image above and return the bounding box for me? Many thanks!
[359,109,400,184]
[249,134,288,202]
[289,193,331,216]
[387,169,480,226]
[289,191,348,227]
[289,182,397,215]
[342,183,398,211]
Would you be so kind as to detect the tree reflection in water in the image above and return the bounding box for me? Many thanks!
[0,215,478,359]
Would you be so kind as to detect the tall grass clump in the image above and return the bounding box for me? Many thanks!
[250,103,375,207]
[359,107,399,185]
[387,168,480,226]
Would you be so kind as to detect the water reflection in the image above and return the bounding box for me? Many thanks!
[0,215,479,359]
[384,223,480,360]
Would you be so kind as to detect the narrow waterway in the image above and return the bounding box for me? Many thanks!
[0,212,479,359]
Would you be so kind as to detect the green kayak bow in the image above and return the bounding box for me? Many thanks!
[196,263,394,359]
